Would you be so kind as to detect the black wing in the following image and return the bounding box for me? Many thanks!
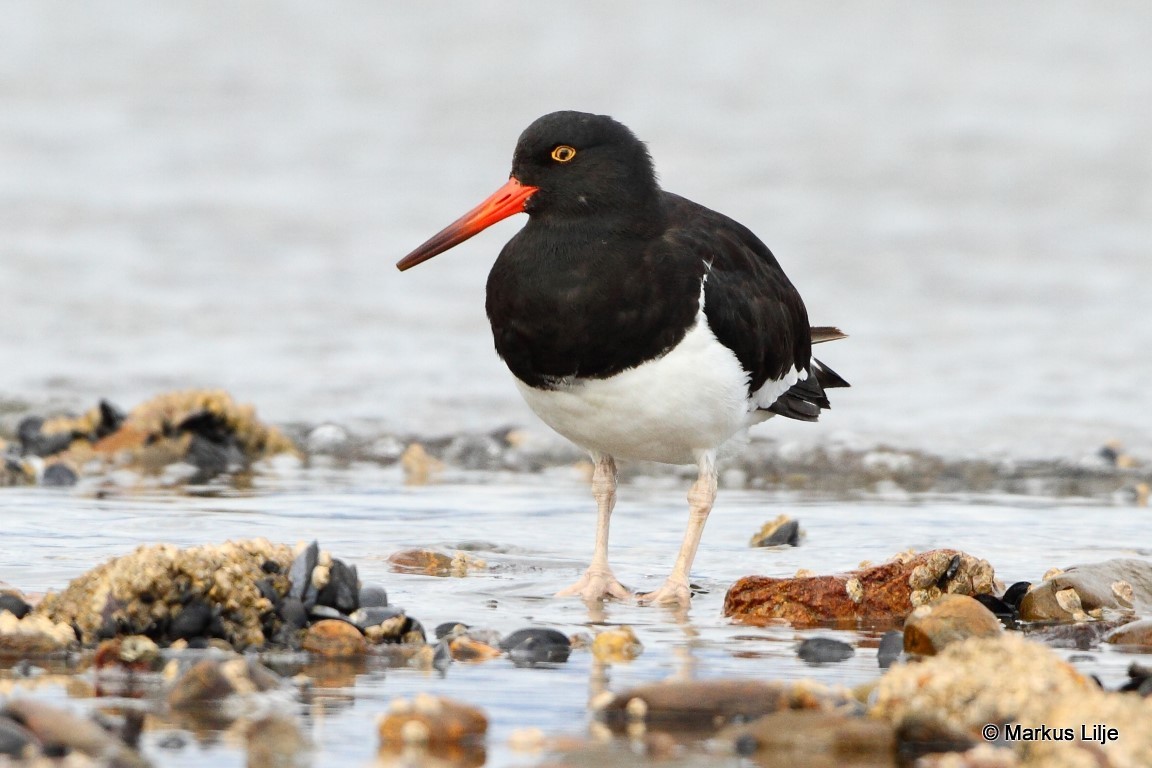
[657,193,848,421]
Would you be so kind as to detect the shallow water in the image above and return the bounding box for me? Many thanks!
[3,3,1152,765]
[3,473,1150,766]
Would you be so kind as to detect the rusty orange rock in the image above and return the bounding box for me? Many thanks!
[723,550,996,628]
[378,694,488,746]
[302,619,367,657]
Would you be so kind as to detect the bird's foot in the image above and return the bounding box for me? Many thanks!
[556,568,631,602]
[636,577,693,607]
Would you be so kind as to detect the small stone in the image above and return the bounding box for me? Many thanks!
[0,612,76,655]
[796,636,855,664]
[594,679,855,734]
[169,599,216,641]
[302,619,367,657]
[449,635,503,662]
[41,462,78,487]
[0,593,31,619]
[500,627,571,666]
[388,549,454,575]
[435,621,469,639]
[902,594,1003,656]
[591,626,643,663]
[377,695,487,746]
[93,635,161,672]
[315,559,359,614]
[358,585,388,608]
[749,515,801,547]
[1104,618,1152,648]
[0,715,38,758]
[246,715,310,768]
[4,698,147,765]
[719,710,895,759]
[167,657,282,709]
[877,630,903,668]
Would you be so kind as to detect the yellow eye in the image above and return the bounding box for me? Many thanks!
[551,145,577,163]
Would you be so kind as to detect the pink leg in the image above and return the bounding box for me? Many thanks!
[556,455,631,601]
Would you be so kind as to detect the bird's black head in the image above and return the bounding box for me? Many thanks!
[396,111,660,271]
[510,111,659,221]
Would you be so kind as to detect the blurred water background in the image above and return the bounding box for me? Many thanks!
[3,1,1150,459]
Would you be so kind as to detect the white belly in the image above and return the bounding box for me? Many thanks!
[514,313,798,465]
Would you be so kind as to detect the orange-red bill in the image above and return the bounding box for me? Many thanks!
[396,177,539,271]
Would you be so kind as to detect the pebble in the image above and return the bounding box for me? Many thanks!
[902,594,1002,656]
[449,635,503,662]
[0,715,38,758]
[499,628,571,666]
[877,629,904,668]
[1104,617,1152,648]
[358,584,388,608]
[719,709,894,760]
[378,694,488,746]
[796,636,855,664]
[594,679,856,735]
[40,462,78,487]
[315,558,359,614]
[748,514,802,547]
[0,612,76,655]
[1019,558,1152,621]
[168,657,282,709]
[3,698,148,766]
[0,593,31,619]
[301,619,368,657]
[246,715,310,768]
[591,626,643,663]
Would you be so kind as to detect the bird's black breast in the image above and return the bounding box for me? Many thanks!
[485,215,705,389]
[485,191,811,398]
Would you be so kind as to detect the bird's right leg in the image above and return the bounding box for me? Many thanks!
[556,454,631,601]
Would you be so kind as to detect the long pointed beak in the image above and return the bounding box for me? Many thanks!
[396,177,539,271]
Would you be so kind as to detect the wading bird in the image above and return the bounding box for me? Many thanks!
[398,111,847,606]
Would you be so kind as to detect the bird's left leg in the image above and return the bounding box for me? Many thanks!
[556,454,632,601]
[638,452,718,607]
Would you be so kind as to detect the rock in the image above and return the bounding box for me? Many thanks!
[21,391,296,486]
[1120,662,1152,695]
[500,628,571,666]
[352,607,424,644]
[894,715,976,763]
[3,698,148,766]
[591,626,643,663]
[724,549,995,627]
[93,635,162,671]
[1104,617,1152,647]
[314,558,359,615]
[0,593,31,619]
[400,442,442,485]
[302,619,367,657]
[168,657,282,709]
[246,715,310,768]
[449,635,503,662]
[387,549,485,576]
[871,633,1152,765]
[718,710,895,764]
[1019,558,1152,621]
[359,584,388,608]
[0,612,76,655]
[749,515,802,547]
[35,538,293,649]
[902,594,1002,656]
[378,694,488,746]
[594,679,856,734]
[435,621,469,639]
[0,715,38,758]
[877,630,903,669]
[797,636,855,664]
[40,461,78,487]
[287,540,319,606]
[1024,616,1134,650]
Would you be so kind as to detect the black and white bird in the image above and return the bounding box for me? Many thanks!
[397,111,847,606]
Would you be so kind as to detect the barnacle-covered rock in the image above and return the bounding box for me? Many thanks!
[724,549,996,627]
[0,612,77,655]
[35,538,293,649]
[14,390,296,486]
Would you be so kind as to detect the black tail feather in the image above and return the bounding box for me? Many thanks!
[765,329,849,422]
